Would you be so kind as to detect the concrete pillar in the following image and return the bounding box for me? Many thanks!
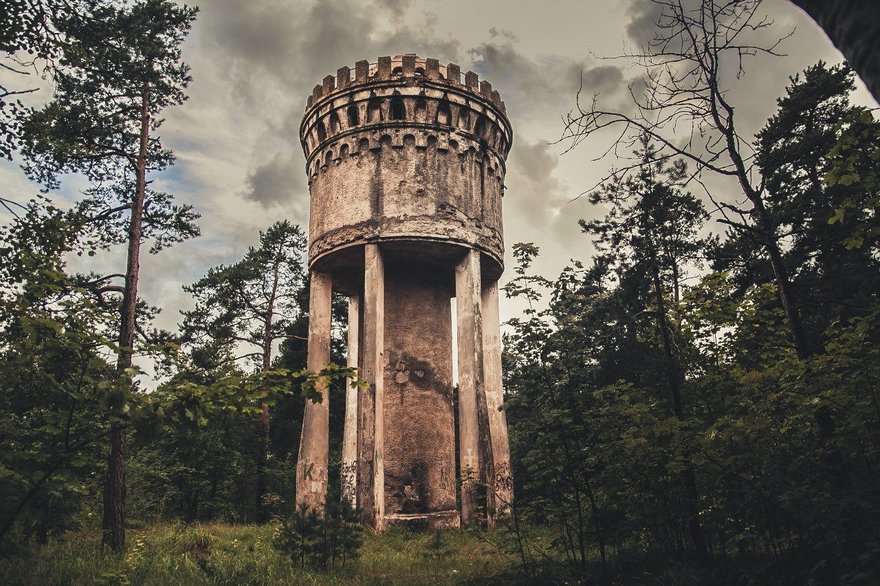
[455,249,483,526]
[482,280,513,517]
[341,295,360,508]
[295,270,333,512]
[359,243,385,529]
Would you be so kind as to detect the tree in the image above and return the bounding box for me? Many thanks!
[0,1,98,161]
[755,63,879,340]
[181,221,308,521]
[560,0,812,359]
[0,200,114,548]
[20,0,199,551]
[582,139,710,554]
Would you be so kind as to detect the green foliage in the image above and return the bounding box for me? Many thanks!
[0,201,116,549]
[273,495,363,571]
[180,221,307,374]
[0,522,518,585]
[501,69,880,580]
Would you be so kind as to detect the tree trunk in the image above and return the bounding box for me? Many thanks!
[752,200,812,359]
[710,76,812,360]
[791,0,880,103]
[255,248,282,522]
[650,258,708,556]
[103,89,150,553]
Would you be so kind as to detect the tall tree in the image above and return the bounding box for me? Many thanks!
[582,138,710,554]
[0,0,98,161]
[20,0,198,551]
[714,63,880,349]
[560,0,812,359]
[181,221,308,521]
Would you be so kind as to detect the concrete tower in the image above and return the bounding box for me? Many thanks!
[296,54,513,530]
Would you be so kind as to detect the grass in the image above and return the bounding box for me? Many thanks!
[0,522,520,585]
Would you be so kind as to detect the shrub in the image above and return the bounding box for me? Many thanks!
[273,496,362,570]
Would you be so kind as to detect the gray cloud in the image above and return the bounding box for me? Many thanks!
[200,0,461,97]
[191,0,463,221]
[511,139,564,188]
[243,152,307,211]
[469,41,586,117]
[625,0,665,45]
[506,139,584,245]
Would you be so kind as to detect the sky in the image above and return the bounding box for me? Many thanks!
[2,0,878,378]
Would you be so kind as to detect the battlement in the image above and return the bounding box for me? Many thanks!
[305,54,506,113]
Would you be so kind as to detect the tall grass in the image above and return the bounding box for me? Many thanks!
[0,523,517,585]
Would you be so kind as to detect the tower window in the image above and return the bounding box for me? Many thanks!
[391,96,406,120]
[316,120,327,142]
[458,108,470,131]
[347,105,359,127]
[415,98,427,123]
[474,115,487,140]
[368,98,382,123]
[437,100,451,126]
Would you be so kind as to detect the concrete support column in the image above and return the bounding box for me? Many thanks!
[296,270,333,512]
[359,243,385,529]
[341,295,360,508]
[482,280,513,517]
[455,249,483,526]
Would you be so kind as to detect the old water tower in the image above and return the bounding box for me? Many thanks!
[296,54,513,529]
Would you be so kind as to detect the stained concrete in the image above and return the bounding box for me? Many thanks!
[382,264,456,518]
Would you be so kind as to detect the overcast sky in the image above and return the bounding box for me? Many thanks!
[2,0,878,373]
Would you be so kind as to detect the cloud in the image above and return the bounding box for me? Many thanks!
[243,152,307,213]
[199,0,461,98]
[469,40,585,119]
[512,139,564,188]
[625,0,665,45]
[506,139,584,245]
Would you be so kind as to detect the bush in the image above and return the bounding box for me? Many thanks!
[272,496,362,570]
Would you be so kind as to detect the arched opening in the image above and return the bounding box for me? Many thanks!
[458,108,470,131]
[328,111,340,135]
[316,120,327,142]
[474,115,488,141]
[391,95,406,120]
[347,104,359,128]
[368,97,382,123]
[415,98,427,123]
[392,66,403,76]
[437,100,452,126]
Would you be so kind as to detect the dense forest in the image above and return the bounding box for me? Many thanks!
[2,0,879,584]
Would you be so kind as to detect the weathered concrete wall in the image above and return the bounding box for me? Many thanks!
[301,55,511,281]
[382,264,456,518]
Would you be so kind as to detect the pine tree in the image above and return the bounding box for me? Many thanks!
[182,221,308,521]
[20,0,198,551]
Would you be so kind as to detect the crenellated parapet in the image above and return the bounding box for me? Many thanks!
[299,54,513,280]
[300,55,512,167]
[304,55,506,112]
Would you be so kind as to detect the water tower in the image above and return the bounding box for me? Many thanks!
[296,54,513,529]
